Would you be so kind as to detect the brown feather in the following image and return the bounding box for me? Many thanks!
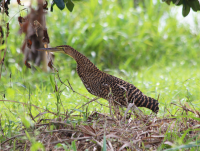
[59,45,159,113]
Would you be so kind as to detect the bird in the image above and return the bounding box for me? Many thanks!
[38,45,159,113]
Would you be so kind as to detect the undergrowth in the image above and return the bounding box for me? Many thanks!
[0,0,200,150]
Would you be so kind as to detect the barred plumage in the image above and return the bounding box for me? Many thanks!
[39,45,159,113]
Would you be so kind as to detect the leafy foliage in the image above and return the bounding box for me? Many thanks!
[0,0,200,150]
[47,0,200,70]
[163,0,200,17]
[51,0,75,12]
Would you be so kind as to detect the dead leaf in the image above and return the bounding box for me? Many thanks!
[42,28,50,44]
[4,1,8,10]
[148,134,165,138]
[48,60,53,69]
[118,141,138,151]
[33,20,42,37]
[17,0,24,6]
[106,133,120,139]
[25,60,31,68]
[5,9,9,16]
[18,3,53,68]
[79,125,96,137]
[164,141,174,146]
[4,1,9,16]
[43,1,48,10]
[6,23,9,37]
[0,26,4,38]
[143,140,161,145]
[18,16,26,25]
[27,39,32,49]
[6,23,9,31]
[33,20,42,29]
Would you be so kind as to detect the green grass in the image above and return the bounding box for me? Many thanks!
[1,60,200,150]
[46,0,200,70]
[0,0,200,150]
[1,61,199,117]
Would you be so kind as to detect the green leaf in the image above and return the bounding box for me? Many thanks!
[66,0,74,12]
[179,129,190,143]
[21,117,32,128]
[164,140,200,150]
[103,134,107,151]
[182,3,190,17]
[25,131,31,141]
[188,0,200,12]
[13,140,16,150]
[55,143,68,150]
[172,115,200,122]
[49,75,55,90]
[71,140,77,151]
[0,44,6,50]
[6,88,15,98]
[54,0,65,10]
[30,142,45,151]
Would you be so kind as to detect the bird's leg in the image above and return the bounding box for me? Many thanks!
[131,98,145,120]
[131,103,145,120]
[122,102,135,123]
[108,88,122,120]
[108,88,114,119]
[117,84,140,122]
[122,98,145,123]
[115,84,130,120]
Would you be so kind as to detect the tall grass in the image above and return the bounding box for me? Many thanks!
[0,0,200,150]
[1,0,199,122]
[46,0,200,70]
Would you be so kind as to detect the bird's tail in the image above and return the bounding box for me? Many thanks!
[134,95,159,113]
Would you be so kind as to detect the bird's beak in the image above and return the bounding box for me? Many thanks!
[37,47,65,53]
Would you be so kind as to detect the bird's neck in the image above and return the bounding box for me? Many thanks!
[65,48,87,63]
[66,47,99,71]
[64,47,79,60]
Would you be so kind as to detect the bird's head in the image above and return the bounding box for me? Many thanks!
[38,45,75,58]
